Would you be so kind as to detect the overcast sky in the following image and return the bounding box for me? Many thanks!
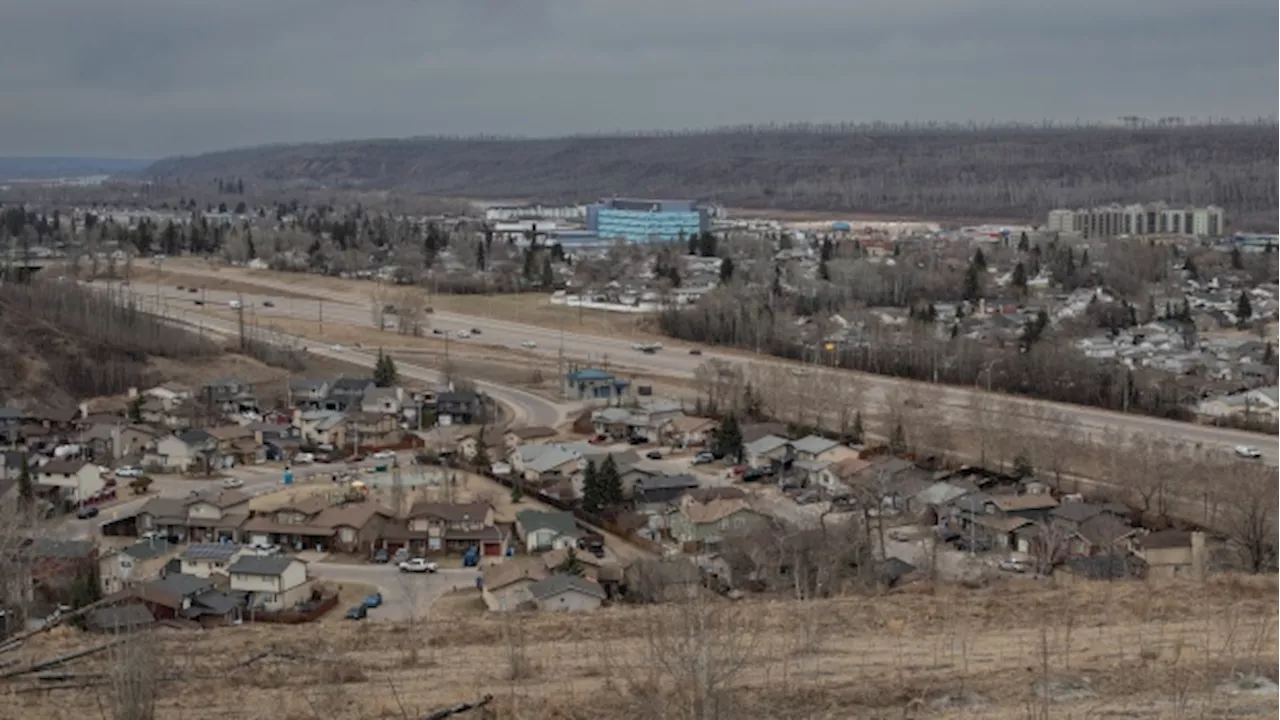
[1,0,1275,158]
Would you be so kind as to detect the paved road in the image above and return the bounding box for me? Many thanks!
[309,563,479,621]
[115,267,1278,466]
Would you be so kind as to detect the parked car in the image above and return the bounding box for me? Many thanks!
[344,605,368,620]
[188,287,198,293]
[470,328,482,335]
[221,477,244,489]
[362,592,383,608]
[114,466,144,478]
[628,436,648,446]
[521,340,537,349]
[248,543,280,556]
[398,558,439,573]
[691,452,716,465]
[888,529,911,542]
[193,300,204,306]
[228,300,242,309]
[455,330,471,339]
[76,506,99,520]
[294,452,315,464]
[372,450,396,460]
[372,548,390,564]
[262,300,274,307]
[998,559,1029,574]
[645,450,663,460]
[689,348,702,355]
[588,435,609,445]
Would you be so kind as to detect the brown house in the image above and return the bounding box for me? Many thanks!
[346,412,402,448]
[401,501,502,556]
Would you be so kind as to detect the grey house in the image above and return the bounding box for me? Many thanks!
[324,378,375,412]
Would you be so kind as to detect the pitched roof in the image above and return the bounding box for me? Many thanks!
[744,434,789,456]
[228,556,297,576]
[271,496,332,516]
[148,573,214,600]
[1139,530,1194,550]
[407,501,491,523]
[634,473,700,492]
[524,445,582,474]
[37,459,89,475]
[181,543,242,561]
[190,590,242,616]
[185,488,250,509]
[138,496,187,521]
[790,434,839,456]
[989,494,1060,512]
[121,538,175,561]
[1076,514,1135,548]
[482,558,550,592]
[206,425,253,441]
[89,604,155,631]
[685,486,747,503]
[914,482,972,507]
[516,509,578,537]
[313,502,395,529]
[526,574,607,601]
[240,517,335,537]
[680,497,754,525]
[1051,502,1107,524]
[829,456,873,480]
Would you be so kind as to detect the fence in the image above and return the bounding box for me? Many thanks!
[246,593,338,624]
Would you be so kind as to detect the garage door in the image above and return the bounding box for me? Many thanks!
[483,542,501,556]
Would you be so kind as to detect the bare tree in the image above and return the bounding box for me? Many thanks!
[105,630,159,720]
[1218,465,1278,573]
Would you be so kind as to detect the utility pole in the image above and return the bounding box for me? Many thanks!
[318,299,324,334]
[236,293,246,350]
[390,460,404,517]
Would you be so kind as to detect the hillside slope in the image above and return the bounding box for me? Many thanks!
[146,123,1279,226]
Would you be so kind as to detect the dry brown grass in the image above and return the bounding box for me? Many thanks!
[5,576,1275,720]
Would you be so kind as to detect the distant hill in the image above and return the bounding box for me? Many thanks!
[145,123,1279,227]
[0,156,151,181]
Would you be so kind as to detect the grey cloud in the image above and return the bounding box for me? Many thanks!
[0,0,1274,156]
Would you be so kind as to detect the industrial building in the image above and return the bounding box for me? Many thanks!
[587,198,711,242]
[1045,203,1224,239]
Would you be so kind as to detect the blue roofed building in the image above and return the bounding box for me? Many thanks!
[564,369,629,401]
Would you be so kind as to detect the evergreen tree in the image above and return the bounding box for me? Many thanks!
[1080,249,1090,267]
[850,410,864,444]
[1231,244,1244,270]
[581,460,602,512]
[718,257,735,284]
[373,349,397,387]
[963,261,982,300]
[472,439,490,471]
[540,254,555,287]
[713,413,744,462]
[476,241,487,271]
[888,421,907,454]
[17,455,33,507]
[598,455,623,507]
[1010,262,1028,296]
[972,247,987,270]
[1017,231,1029,252]
[1237,291,1253,327]
[127,396,144,423]
[1184,256,1199,280]
[818,259,830,281]
[558,548,585,576]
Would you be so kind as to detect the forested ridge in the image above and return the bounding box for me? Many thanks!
[147,122,1278,227]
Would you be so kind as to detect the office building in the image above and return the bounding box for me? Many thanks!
[1045,203,1224,239]
[587,198,710,242]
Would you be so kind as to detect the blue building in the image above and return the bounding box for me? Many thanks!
[586,198,710,242]
[564,368,629,401]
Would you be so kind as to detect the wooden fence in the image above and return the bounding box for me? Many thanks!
[246,593,339,624]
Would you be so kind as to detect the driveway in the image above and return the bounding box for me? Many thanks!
[309,562,479,621]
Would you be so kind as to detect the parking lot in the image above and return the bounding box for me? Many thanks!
[311,562,480,621]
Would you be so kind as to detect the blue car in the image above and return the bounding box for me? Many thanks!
[362,592,383,608]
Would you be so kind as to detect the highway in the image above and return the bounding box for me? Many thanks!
[119,291,567,429]
[112,266,1278,466]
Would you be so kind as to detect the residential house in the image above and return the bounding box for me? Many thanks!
[183,489,252,543]
[203,376,257,414]
[517,444,583,485]
[1056,554,1147,584]
[241,503,339,552]
[503,426,557,454]
[912,482,973,524]
[436,390,484,425]
[135,497,190,542]
[99,538,176,595]
[290,378,330,410]
[116,425,161,460]
[87,604,156,634]
[34,459,104,503]
[541,546,623,585]
[457,427,506,461]
[0,406,24,444]
[633,473,700,507]
[76,423,117,463]
[669,495,769,550]
[402,501,498,555]
[842,458,935,516]
[179,543,245,578]
[345,412,402,449]
[665,415,718,448]
[205,425,258,467]
[515,509,580,553]
[481,558,551,612]
[1070,513,1138,557]
[744,434,790,468]
[137,397,191,429]
[295,410,347,447]
[564,368,629,401]
[324,377,374,412]
[111,573,215,621]
[144,381,193,409]
[789,435,840,462]
[817,456,872,495]
[228,556,310,612]
[526,574,606,612]
[1135,530,1208,580]
[361,386,406,416]
[313,503,395,554]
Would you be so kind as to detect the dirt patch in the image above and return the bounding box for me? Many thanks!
[431,588,486,619]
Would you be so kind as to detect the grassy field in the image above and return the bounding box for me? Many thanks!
[6,575,1275,720]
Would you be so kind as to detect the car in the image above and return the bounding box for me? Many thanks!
[888,529,911,542]
[645,450,663,460]
[248,542,280,556]
[344,605,368,620]
[455,330,471,339]
[221,477,244,489]
[176,285,185,290]
[371,548,390,564]
[188,287,198,293]
[1234,445,1262,459]
[114,466,143,478]
[362,592,383,608]
[740,468,767,482]
[398,558,439,573]
[588,434,609,445]
[628,436,648,446]
[470,328,482,335]
[330,344,343,350]
[432,328,443,335]
[689,348,702,355]
[641,347,656,354]
[262,300,274,308]
[193,300,204,306]
[228,300,242,309]
[691,452,716,465]
[998,559,1030,574]
[76,506,99,520]
[294,452,315,464]
[521,340,537,349]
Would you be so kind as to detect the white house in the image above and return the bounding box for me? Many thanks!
[743,435,790,468]
[514,509,579,553]
[526,574,606,612]
[98,538,175,595]
[144,381,193,410]
[147,435,197,471]
[227,556,310,611]
[35,459,105,502]
[179,543,245,578]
